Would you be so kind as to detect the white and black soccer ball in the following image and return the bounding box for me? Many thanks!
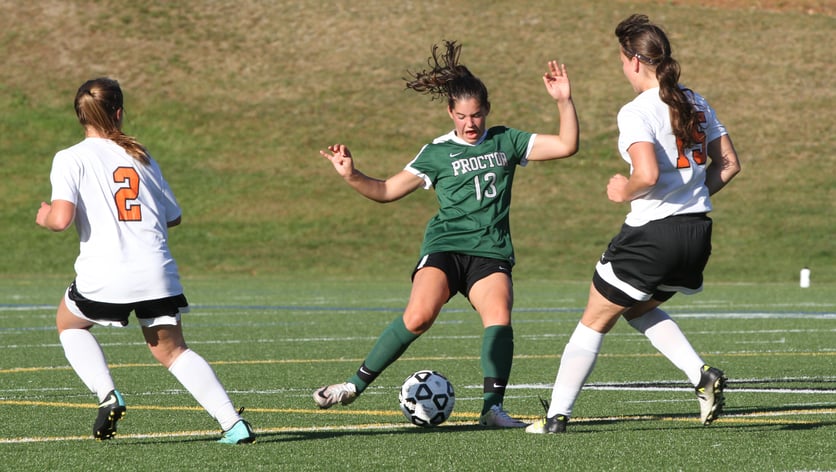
[398,370,455,427]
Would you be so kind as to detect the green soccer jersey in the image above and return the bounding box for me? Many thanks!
[404,126,535,266]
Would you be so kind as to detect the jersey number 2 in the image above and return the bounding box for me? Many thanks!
[113,167,142,221]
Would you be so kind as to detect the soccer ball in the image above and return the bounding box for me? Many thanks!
[398,370,455,427]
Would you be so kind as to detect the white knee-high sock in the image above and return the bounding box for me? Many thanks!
[627,308,705,385]
[59,329,115,403]
[547,322,604,418]
[167,349,241,431]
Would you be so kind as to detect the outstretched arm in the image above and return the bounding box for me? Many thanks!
[527,61,580,161]
[319,144,424,203]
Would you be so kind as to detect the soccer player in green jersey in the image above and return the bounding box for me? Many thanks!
[314,40,579,427]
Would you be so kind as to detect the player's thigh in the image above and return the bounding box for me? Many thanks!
[469,272,513,327]
[56,296,95,332]
[403,267,450,333]
[580,283,629,333]
[621,299,665,322]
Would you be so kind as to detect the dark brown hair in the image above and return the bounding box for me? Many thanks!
[404,40,490,113]
[74,78,150,164]
[616,14,700,148]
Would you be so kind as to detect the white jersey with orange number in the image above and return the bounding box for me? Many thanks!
[617,86,727,227]
[49,137,183,303]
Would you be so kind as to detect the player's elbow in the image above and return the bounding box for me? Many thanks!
[726,156,741,179]
[717,150,741,185]
[635,169,659,188]
[556,138,579,159]
[46,214,74,232]
[564,141,579,158]
[373,193,407,204]
[48,221,72,232]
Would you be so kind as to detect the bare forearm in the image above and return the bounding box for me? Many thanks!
[344,170,392,203]
[527,98,580,161]
[556,98,579,156]
[343,169,422,203]
[705,135,741,195]
[36,201,74,232]
[41,214,70,232]
[705,161,739,195]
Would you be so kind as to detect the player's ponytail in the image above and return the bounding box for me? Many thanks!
[74,78,150,165]
[404,40,490,113]
[615,14,701,148]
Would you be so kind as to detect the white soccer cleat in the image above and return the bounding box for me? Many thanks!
[525,415,568,434]
[695,365,727,425]
[478,404,529,428]
[313,382,358,409]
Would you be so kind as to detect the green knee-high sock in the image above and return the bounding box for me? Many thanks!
[481,325,514,414]
[348,316,419,394]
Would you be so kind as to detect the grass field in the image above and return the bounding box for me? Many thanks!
[1,277,834,471]
[1,1,834,470]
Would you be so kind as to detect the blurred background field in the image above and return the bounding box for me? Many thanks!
[1,0,833,287]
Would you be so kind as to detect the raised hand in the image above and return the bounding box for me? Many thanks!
[542,60,571,102]
[319,144,355,179]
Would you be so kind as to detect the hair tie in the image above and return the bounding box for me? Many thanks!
[623,46,664,65]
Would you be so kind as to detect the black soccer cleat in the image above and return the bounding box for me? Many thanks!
[93,390,126,440]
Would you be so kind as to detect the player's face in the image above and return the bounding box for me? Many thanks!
[448,97,488,144]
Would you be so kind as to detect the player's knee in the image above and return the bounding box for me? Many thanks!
[403,313,436,334]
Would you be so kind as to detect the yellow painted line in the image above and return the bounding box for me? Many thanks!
[0,399,472,418]
[1,409,833,444]
[0,363,159,374]
[2,399,833,421]
[0,422,455,444]
[3,350,834,375]
[517,351,836,360]
[0,399,205,412]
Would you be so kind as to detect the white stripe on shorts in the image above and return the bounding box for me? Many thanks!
[595,260,652,301]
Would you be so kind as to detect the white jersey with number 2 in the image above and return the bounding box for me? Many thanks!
[49,137,183,303]
[617,86,727,227]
